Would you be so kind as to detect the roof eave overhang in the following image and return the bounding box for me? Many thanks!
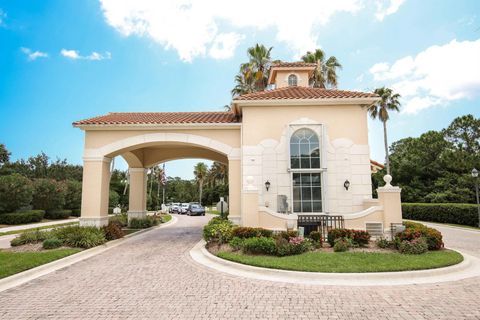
[232,97,380,111]
[73,122,242,131]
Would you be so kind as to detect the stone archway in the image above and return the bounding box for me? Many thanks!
[79,132,241,227]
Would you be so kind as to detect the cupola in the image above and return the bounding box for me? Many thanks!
[267,62,316,89]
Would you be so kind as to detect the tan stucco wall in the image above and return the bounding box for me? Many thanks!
[274,70,310,88]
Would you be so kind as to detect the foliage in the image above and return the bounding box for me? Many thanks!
[277,230,299,240]
[102,221,124,240]
[396,221,444,251]
[0,143,10,165]
[202,217,234,243]
[352,230,371,247]
[63,180,82,210]
[333,238,352,252]
[32,178,66,211]
[52,226,106,248]
[110,212,128,227]
[398,238,429,254]
[327,229,354,247]
[109,190,120,208]
[228,237,245,251]
[0,174,33,213]
[71,208,81,217]
[0,210,45,225]
[301,49,342,88]
[42,238,63,249]
[402,203,479,227]
[129,217,159,229]
[231,227,273,239]
[242,237,277,255]
[193,162,208,205]
[375,237,393,249]
[10,229,51,246]
[374,114,480,203]
[45,209,72,220]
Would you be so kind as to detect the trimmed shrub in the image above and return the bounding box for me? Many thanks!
[10,229,51,246]
[42,238,63,249]
[0,174,33,213]
[45,209,72,220]
[398,238,428,254]
[63,180,82,210]
[102,221,124,240]
[277,230,299,240]
[228,237,245,251]
[52,226,106,248]
[242,237,276,255]
[71,208,81,217]
[333,237,352,252]
[110,213,128,227]
[396,222,444,251]
[0,210,45,225]
[129,217,159,229]
[231,227,273,239]
[32,178,66,211]
[203,218,234,244]
[376,237,393,249]
[327,229,354,247]
[307,231,322,243]
[402,203,478,227]
[352,230,371,247]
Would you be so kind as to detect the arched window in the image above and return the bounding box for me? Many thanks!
[290,128,322,213]
[288,74,298,87]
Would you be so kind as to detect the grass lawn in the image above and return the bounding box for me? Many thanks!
[0,249,81,279]
[216,250,464,273]
[162,214,172,222]
[0,222,79,237]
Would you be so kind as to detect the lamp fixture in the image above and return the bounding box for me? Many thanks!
[265,180,271,191]
[344,179,350,191]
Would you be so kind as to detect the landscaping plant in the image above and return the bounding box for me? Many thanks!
[32,178,66,211]
[44,209,72,220]
[102,221,125,240]
[129,216,159,229]
[203,217,234,244]
[42,238,63,249]
[398,237,429,254]
[231,227,273,239]
[0,210,45,225]
[242,237,276,255]
[52,225,106,249]
[0,174,33,213]
[333,238,352,252]
[10,229,51,246]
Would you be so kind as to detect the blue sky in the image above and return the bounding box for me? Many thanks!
[0,0,479,179]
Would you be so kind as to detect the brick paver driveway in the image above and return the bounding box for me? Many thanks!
[1,215,479,320]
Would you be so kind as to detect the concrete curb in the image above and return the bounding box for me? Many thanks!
[0,215,178,293]
[189,240,480,286]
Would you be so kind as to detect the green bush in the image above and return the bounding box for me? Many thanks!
[52,225,106,248]
[327,229,371,247]
[307,231,322,243]
[228,237,245,251]
[203,218,234,243]
[242,237,276,255]
[0,174,33,213]
[110,213,128,227]
[352,230,371,247]
[45,209,72,220]
[231,227,273,239]
[333,238,352,252]
[375,237,393,249]
[396,222,444,250]
[0,210,45,224]
[129,217,159,229]
[71,208,81,217]
[42,238,63,249]
[275,236,312,256]
[32,178,66,211]
[63,180,82,210]
[277,230,298,240]
[398,237,428,254]
[402,203,479,227]
[102,221,124,240]
[10,229,51,246]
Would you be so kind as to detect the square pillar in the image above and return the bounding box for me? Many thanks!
[228,158,241,225]
[241,176,260,227]
[128,167,148,221]
[79,156,111,227]
[377,175,403,233]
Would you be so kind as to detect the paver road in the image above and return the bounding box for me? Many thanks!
[0,215,479,320]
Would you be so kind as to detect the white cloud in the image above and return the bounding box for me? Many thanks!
[99,0,369,62]
[0,9,6,26]
[375,0,405,21]
[369,39,480,114]
[61,49,111,60]
[21,47,48,61]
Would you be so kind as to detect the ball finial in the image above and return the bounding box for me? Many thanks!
[383,174,393,187]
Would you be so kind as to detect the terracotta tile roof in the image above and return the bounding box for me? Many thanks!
[370,159,385,169]
[234,86,379,101]
[271,62,317,68]
[73,112,239,126]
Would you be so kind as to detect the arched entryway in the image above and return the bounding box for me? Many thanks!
[79,132,241,227]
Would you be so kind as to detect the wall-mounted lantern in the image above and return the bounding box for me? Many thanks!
[265,180,271,191]
[344,179,350,191]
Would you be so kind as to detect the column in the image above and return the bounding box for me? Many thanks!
[228,158,241,225]
[241,176,260,227]
[128,167,148,221]
[79,156,111,227]
[377,175,403,233]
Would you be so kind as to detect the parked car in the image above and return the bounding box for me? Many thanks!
[179,203,190,214]
[187,204,205,216]
[169,203,181,213]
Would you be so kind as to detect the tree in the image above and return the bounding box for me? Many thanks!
[32,178,66,210]
[0,174,33,213]
[367,87,401,175]
[231,44,272,96]
[301,49,342,88]
[64,180,82,210]
[193,162,208,205]
[0,143,10,166]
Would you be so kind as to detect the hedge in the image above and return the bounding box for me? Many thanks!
[0,210,45,225]
[45,209,72,220]
[402,203,479,227]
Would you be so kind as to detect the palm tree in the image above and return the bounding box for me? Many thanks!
[193,162,208,205]
[301,49,342,88]
[208,162,228,186]
[231,44,272,96]
[367,87,401,175]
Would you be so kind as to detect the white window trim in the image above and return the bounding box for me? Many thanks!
[287,123,328,215]
[283,73,302,85]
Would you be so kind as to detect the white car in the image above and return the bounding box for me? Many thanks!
[179,203,190,214]
[169,203,181,213]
